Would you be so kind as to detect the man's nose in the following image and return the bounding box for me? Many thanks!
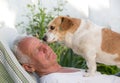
[42,35,47,42]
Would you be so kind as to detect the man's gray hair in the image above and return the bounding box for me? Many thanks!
[12,36,32,64]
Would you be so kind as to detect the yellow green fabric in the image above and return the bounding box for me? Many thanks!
[0,41,37,83]
[0,62,14,83]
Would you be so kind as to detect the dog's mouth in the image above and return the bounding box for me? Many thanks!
[42,34,58,43]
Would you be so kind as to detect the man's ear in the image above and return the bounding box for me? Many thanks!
[60,17,73,31]
[22,64,35,73]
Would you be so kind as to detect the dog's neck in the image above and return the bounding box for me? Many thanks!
[59,32,74,48]
[58,18,81,48]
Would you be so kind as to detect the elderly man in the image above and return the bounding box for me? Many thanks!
[12,36,120,83]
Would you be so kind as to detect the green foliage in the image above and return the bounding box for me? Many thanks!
[16,0,120,75]
[97,63,120,75]
[59,49,87,69]
[25,4,54,39]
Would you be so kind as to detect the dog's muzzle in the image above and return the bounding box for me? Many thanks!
[42,35,47,42]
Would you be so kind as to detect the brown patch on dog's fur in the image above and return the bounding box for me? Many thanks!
[60,16,81,33]
[60,17,73,31]
[101,28,120,62]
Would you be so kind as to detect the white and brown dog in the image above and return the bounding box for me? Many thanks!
[43,16,120,76]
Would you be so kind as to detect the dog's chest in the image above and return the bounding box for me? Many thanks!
[71,38,87,56]
[67,36,92,58]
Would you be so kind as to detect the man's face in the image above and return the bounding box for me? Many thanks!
[18,37,57,69]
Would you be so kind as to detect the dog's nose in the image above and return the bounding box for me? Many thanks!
[42,35,47,41]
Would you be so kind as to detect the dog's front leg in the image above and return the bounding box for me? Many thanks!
[84,52,97,77]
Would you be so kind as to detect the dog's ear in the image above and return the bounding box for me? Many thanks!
[60,17,73,31]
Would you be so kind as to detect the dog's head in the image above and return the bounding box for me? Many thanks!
[43,16,81,43]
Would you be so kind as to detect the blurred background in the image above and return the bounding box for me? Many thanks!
[0,0,120,32]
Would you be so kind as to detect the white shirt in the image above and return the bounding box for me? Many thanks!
[40,70,120,83]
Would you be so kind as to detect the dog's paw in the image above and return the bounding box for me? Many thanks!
[83,73,90,77]
[83,72,95,77]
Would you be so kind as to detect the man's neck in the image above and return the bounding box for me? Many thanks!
[36,63,62,76]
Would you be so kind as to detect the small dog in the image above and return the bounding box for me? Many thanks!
[43,16,120,76]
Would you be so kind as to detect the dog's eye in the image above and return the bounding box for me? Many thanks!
[50,26,55,30]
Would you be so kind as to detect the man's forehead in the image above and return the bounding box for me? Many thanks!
[21,37,39,43]
[18,37,42,55]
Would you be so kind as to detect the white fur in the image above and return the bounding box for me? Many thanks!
[44,18,120,76]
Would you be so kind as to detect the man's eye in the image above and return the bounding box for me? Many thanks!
[50,26,55,30]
